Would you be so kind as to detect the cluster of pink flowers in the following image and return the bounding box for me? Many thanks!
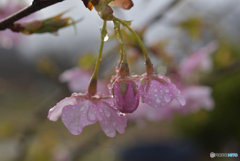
[48,67,186,137]
[47,40,217,137]
[128,42,216,124]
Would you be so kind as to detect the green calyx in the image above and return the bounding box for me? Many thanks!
[119,80,137,97]
[119,81,129,96]
[94,1,113,20]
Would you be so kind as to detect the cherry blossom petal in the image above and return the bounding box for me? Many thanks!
[61,100,97,135]
[93,101,127,138]
[178,86,214,114]
[48,97,82,121]
[139,75,186,108]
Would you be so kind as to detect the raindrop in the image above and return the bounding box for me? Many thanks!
[111,121,116,126]
[107,131,115,137]
[156,98,161,104]
[88,108,96,121]
[80,106,85,111]
[71,93,78,96]
[104,127,110,133]
[118,112,126,116]
[164,94,171,102]
[97,113,103,121]
[104,35,109,41]
[165,88,169,93]
[154,89,158,92]
[104,108,111,117]
[176,95,186,106]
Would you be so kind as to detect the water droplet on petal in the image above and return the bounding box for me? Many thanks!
[176,95,186,106]
[80,105,85,111]
[118,112,126,116]
[165,89,169,93]
[71,93,78,96]
[107,130,115,137]
[104,127,110,133]
[104,108,111,117]
[154,89,158,92]
[164,94,171,103]
[99,108,103,112]
[111,121,116,126]
[104,35,109,41]
[96,113,103,121]
[88,108,96,121]
[156,98,161,104]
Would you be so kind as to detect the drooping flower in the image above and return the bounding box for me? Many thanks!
[128,85,214,124]
[59,67,108,94]
[112,77,139,113]
[138,73,186,108]
[48,93,127,138]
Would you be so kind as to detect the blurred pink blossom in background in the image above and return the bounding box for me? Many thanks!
[180,41,218,76]
[59,67,109,94]
[0,1,26,48]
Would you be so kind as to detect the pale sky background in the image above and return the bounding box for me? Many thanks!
[1,0,237,59]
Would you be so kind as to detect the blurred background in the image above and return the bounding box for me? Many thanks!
[0,0,240,161]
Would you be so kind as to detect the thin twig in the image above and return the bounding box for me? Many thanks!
[0,0,65,30]
[144,0,183,28]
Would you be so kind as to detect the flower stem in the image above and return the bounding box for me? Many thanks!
[114,17,154,75]
[88,20,107,96]
[114,20,129,77]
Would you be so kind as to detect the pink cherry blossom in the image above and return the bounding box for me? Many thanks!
[59,67,109,94]
[177,86,214,114]
[112,78,139,113]
[138,74,186,108]
[48,94,127,137]
[128,85,214,123]
[180,41,217,76]
[0,1,25,48]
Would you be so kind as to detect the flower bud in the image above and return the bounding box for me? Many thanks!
[112,78,139,113]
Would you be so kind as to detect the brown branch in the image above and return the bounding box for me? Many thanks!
[0,0,65,30]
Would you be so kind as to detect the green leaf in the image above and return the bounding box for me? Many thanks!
[14,9,81,35]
